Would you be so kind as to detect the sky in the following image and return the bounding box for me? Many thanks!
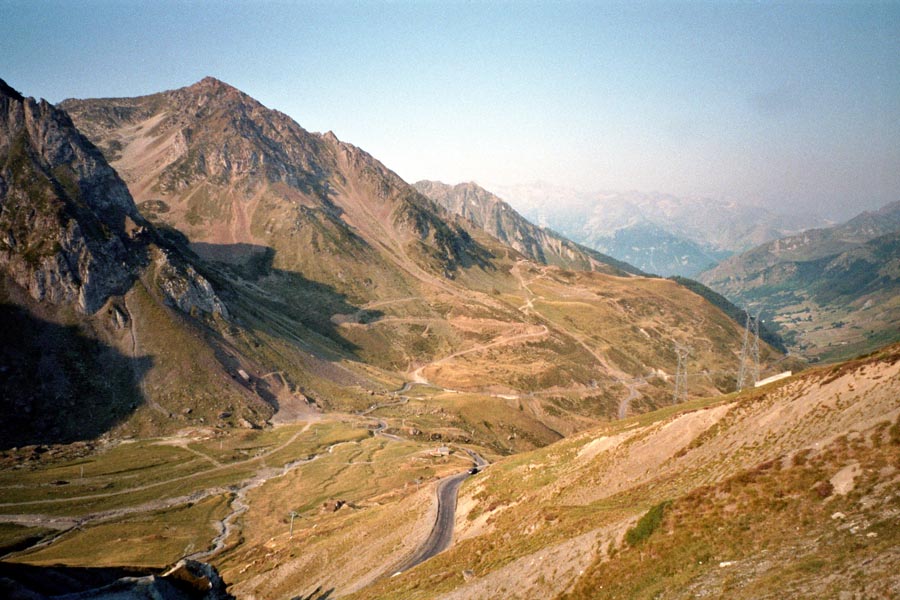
[2,0,899,220]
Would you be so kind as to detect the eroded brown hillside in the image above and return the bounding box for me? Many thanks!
[59,79,779,431]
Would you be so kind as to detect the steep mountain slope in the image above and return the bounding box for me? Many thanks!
[349,343,900,599]
[61,78,492,304]
[699,202,900,360]
[59,78,771,420]
[0,79,273,447]
[0,79,139,314]
[414,180,641,275]
[490,183,826,277]
[668,276,787,353]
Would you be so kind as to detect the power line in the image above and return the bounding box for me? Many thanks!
[737,308,761,391]
[673,343,690,403]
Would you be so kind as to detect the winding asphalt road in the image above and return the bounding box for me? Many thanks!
[360,384,492,575]
[394,448,488,574]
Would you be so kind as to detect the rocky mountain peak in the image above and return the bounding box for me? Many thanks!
[102,77,329,192]
[0,77,25,102]
[320,130,340,145]
[1,81,227,318]
[181,76,255,111]
[194,75,233,90]
[0,83,146,313]
[63,81,500,289]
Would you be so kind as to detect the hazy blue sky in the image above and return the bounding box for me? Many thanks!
[2,1,899,219]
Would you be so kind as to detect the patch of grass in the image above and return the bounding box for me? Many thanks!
[9,494,230,568]
[0,523,55,555]
[624,500,671,547]
[0,442,207,506]
[0,422,369,516]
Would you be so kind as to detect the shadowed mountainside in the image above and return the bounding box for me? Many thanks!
[0,78,275,445]
[0,298,150,448]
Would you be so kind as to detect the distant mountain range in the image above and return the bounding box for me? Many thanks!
[486,183,828,277]
[699,201,900,360]
[413,180,641,275]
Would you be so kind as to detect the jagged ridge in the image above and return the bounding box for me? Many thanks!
[0,78,272,447]
[414,180,641,276]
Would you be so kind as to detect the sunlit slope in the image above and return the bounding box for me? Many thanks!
[349,343,900,599]
[62,78,775,422]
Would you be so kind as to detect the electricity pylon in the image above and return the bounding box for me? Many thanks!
[737,308,761,391]
[673,343,690,403]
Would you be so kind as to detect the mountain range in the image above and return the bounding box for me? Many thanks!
[699,201,900,361]
[2,75,897,599]
[413,180,640,275]
[0,76,777,450]
[488,182,828,277]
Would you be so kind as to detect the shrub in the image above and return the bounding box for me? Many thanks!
[812,481,834,498]
[625,500,672,547]
[890,415,900,445]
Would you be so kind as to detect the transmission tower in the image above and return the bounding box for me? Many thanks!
[737,308,761,391]
[737,309,751,390]
[673,343,690,403]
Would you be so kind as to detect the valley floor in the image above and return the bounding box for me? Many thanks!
[1,344,898,599]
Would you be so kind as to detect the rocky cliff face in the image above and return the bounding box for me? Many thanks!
[0,79,141,313]
[0,78,229,318]
[154,247,229,318]
[0,79,265,447]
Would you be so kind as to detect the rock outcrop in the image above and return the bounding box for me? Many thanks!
[0,559,233,600]
[0,78,141,313]
[154,248,229,318]
[0,78,228,318]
